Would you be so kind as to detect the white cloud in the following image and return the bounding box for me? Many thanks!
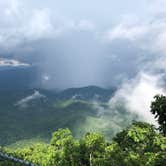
[103,16,166,74]
[15,90,45,108]
[109,73,166,125]
[0,58,30,67]
[0,0,97,51]
[105,24,149,41]
[0,0,56,49]
[21,9,54,40]
[105,12,166,125]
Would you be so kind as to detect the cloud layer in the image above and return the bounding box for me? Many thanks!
[0,0,166,91]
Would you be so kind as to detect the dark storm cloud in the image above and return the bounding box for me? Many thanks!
[1,0,166,90]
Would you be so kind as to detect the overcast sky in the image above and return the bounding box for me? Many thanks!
[0,0,166,89]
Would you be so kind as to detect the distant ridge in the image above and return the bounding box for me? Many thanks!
[58,85,116,102]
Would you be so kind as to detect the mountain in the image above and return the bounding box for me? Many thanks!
[57,86,116,102]
[0,86,138,146]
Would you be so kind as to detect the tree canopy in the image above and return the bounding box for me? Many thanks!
[1,121,165,166]
[151,95,166,135]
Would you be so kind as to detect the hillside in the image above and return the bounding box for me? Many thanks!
[0,86,137,146]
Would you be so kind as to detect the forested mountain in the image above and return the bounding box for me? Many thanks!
[0,86,137,146]
[0,88,165,166]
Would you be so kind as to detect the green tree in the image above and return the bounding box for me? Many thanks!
[114,122,160,153]
[104,142,125,166]
[79,132,106,166]
[3,143,56,166]
[151,95,166,135]
[51,128,80,166]
[1,121,166,166]
[113,122,166,166]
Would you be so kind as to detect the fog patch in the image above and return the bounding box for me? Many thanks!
[15,90,45,108]
[109,73,166,125]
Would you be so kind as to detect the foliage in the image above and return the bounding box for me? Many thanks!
[0,92,166,166]
[79,132,106,166]
[50,128,80,166]
[151,95,166,135]
[1,122,166,166]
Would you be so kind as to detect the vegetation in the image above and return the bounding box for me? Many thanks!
[151,95,166,135]
[0,91,166,165]
[0,87,136,146]
[0,122,165,166]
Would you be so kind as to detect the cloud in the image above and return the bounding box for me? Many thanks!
[0,0,56,49]
[0,0,166,90]
[0,0,96,51]
[104,12,166,125]
[105,24,149,41]
[0,58,30,67]
[104,15,166,55]
[0,0,166,127]
[103,11,166,126]
[109,72,166,125]
[15,90,45,108]
[22,9,54,41]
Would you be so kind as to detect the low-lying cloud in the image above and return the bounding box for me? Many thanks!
[0,58,30,67]
[103,4,166,125]
[109,73,166,125]
[15,90,45,108]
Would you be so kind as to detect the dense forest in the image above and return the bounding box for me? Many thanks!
[0,95,165,166]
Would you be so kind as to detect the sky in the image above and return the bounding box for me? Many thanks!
[0,0,166,90]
